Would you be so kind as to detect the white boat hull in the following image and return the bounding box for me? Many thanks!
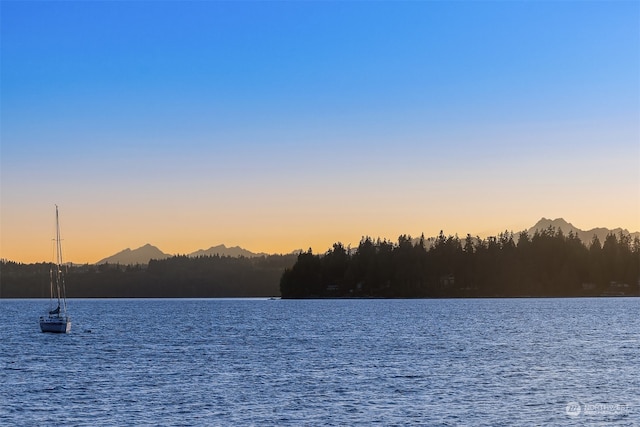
[40,316,71,333]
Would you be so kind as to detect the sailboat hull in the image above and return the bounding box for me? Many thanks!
[39,316,71,333]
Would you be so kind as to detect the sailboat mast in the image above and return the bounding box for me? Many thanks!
[55,205,63,309]
[56,205,69,314]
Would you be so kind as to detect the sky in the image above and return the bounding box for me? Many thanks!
[1,1,639,264]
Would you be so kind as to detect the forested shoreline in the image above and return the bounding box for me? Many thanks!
[280,228,640,298]
[2,227,639,299]
[1,254,296,298]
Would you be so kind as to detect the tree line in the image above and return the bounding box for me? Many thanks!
[280,228,640,298]
[3,228,638,299]
[1,254,297,298]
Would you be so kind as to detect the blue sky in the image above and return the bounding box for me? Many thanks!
[1,1,639,263]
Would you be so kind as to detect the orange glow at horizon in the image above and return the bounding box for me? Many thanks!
[2,200,638,265]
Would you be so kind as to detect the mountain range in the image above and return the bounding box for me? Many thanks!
[96,244,170,265]
[527,218,639,244]
[96,244,267,265]
[96,218,639,265]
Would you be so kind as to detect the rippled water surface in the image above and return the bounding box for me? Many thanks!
[2,298,638,425]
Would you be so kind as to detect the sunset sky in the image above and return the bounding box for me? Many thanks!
[1,1,639,264]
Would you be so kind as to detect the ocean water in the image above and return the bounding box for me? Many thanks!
[1,298,638,426]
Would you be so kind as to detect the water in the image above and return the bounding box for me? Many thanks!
[2,298,638,426]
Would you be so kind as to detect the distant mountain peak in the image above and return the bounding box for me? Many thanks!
[96,244,170,265]
[531,217,576,230]
[189,244,266,258]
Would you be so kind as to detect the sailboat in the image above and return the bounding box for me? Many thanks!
[39,205,71,333]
